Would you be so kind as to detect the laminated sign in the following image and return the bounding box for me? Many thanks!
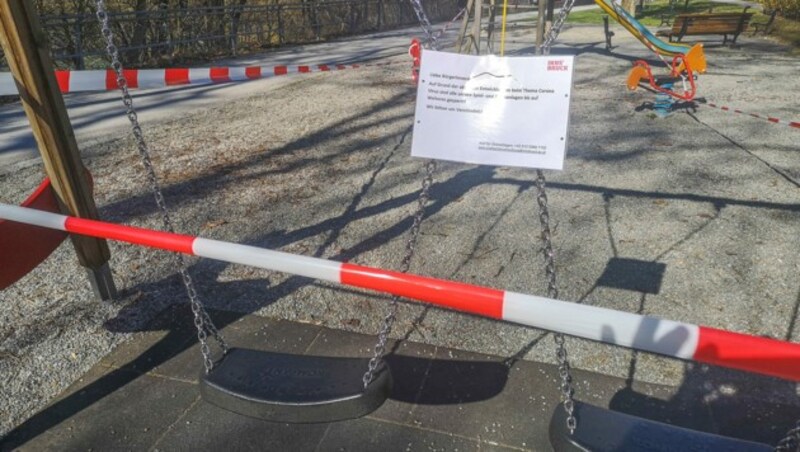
[411,51,574,170]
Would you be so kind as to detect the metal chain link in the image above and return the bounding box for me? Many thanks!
[361,0,443,388]
[408,0,439,49]
[406,0,579,434]
[95,0,227,373]
[534,170,577,434]
[776,419,800,451]
[531,0,580,434]
[362,160,437,388]
[539,0,577,55]
[431,7,467,44]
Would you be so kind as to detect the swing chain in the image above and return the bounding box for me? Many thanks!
[775,419,800,451]
[95,0,227,373]
[363,160,437,388]
[530,0,580,434]
[534,170,577,434]
[361,0,441,389]
[408,0,439,49]
[432,7,467,44]
[539,0,577,55]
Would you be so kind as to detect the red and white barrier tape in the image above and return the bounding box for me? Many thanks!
[0,60,404,96]
[703,101,800,129]
[2,201,799,382]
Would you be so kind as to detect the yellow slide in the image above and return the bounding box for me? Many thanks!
[595,0,690,57]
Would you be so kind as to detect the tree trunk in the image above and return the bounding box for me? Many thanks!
[231,0,248,55]
[127,0,149,64]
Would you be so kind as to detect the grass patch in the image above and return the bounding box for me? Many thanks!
[567,0,759,27]
[768,15,800,51]
[566,0,800,52]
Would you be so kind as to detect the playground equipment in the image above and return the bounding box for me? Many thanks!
[550,401,777,451]
[0,179,66,290]
[626,42,706,101]
[91,0,405,423]
[2,0,799,448]
[595,0,690,56]
[2,189,800,448]
[0,1,116,300]
[447,0,798,449]
[91,0,800,447]
[595,0,707,101]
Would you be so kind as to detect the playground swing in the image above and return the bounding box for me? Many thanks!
[449,1,800,451]
[90,0,800,448]
[414,0,583,435]
[93,0,404,423]
[94,0,577,427]
[1,7,799,448]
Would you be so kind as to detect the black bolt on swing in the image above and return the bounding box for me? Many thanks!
[94,0,400,423]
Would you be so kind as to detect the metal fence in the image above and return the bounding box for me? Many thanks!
[16,0,459,70]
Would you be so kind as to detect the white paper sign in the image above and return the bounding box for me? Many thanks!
[411,51,574,170]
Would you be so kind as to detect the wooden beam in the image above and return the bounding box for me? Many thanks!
[471,0,483,54]
[0,0,116,300]
[536,0,547,52]
[456,0,474,53]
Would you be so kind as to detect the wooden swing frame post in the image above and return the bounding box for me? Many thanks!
[0,1,116,300]
[536,0,547,50]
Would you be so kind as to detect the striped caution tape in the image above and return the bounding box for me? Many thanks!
[0,60,405,96]
[703,100,800,129]
[2,201,799,383]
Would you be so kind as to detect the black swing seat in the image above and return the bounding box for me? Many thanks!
[549,401,772,451]
[200,348,392,423]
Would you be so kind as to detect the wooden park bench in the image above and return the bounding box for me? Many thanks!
[750,8,779,35]
[657,8,754,45]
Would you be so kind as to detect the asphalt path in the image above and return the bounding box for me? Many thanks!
[0,12,480,172]
[0,7,606,174]
[0,25,427,173]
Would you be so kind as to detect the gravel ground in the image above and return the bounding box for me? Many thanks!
[2,22,799,436]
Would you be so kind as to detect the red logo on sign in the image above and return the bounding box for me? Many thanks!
[547,60,568,71]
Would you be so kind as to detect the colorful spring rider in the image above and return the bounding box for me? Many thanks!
[625,43,707,101]
[592,0,707,101]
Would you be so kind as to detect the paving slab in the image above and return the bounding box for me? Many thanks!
[318,418,518,452]
[3,367,198,451]
[96,304,199,377]
[114,305,324,382]
[5,307,798,450]
[152,401,330,452]
[405,348,537,449]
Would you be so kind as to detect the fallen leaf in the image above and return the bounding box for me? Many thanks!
[201,219,228,230]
